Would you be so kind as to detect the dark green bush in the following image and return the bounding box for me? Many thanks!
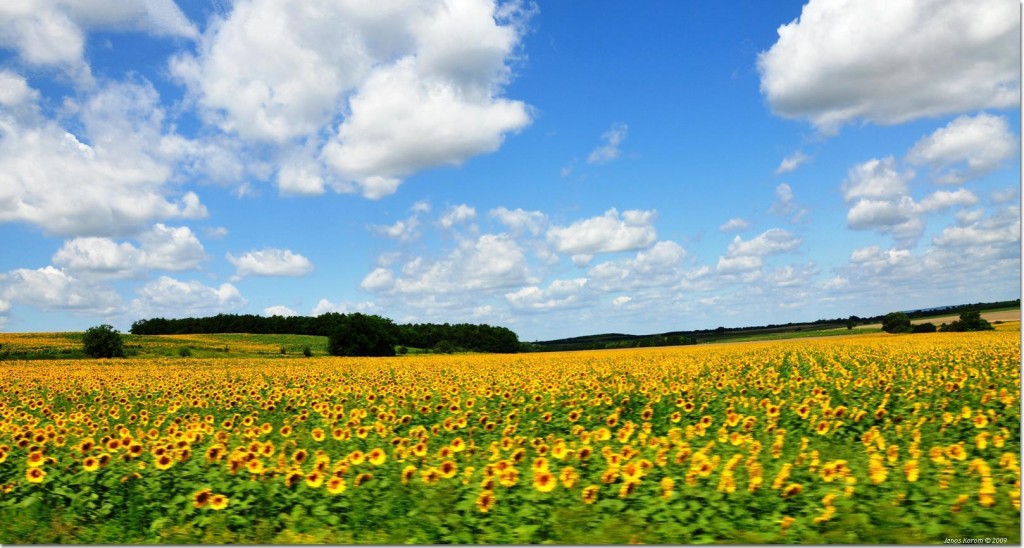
[82,324,125,358]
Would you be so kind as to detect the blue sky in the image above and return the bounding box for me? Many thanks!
[0,0,1019,341]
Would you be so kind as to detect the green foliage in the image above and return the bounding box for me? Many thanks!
[178,347,192,357]
[911,322,937,333]
[326,313,397,357]
[939,311,995,332]
[302,346,312,357]
[396,345,408,355]
[881,312,912,333]
[432,340,457,354]
[82,324,125,358]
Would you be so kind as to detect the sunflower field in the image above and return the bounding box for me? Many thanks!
[0,329,1019,544]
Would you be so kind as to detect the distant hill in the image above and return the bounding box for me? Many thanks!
[525,299,1020,352]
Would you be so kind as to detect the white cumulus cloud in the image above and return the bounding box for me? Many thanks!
[0,266,122,314]
[227,248,313,278]
[0,79,208,237]
[546,208,657,256]
[52,224,206,278]
[906,113,1018,185]
[172,0,533,199]
[133,276,246,316]
[263,305,297,317]
[758,0,1019,132]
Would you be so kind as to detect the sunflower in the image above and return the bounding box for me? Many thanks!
[208,494,229,511]
[311,428,326,442]
[618,479,639,498]
[450,437,466,453]
[292,449,309,465]
[127,443,144,458]
[401,465,417,484]
[26,450,45,468]
[560,466,579,489]
[439,460,458,479]
[327,476,347,495]
[305,470,325,489]
[354,473,373,487]
[533,470,557,493]
[498,468,519,488]
[83,456,100,472]
[246,459,265,475]
[279,425,292,437]
[26,467,46,483]
[412,442,428,457]
[192,488,212,509]
[421,467,440,484]
[284,469,304,488]
[782,483,803,498]
[476,490,496,513]
[368,448,386,466]
[155,454,174,470]
[581,485,599,504]
[660,476,675,500]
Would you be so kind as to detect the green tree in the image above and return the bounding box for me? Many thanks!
[939,311,994,332]
[327,313,397,357]
[881,312,911,334]
[433,340,456,354]
[911,322,937,333]
[82,324,125,358]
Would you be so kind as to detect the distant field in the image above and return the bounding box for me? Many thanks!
[855,309,1020,331]
[0,332,330,360]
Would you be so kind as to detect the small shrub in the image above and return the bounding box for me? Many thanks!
[280,346,288,355]
[82,324,125,358]
[881,312,912,334]
[911,322,937,333]
[178,347,192,357]
[397,346,408,355]
[302,346,312,357]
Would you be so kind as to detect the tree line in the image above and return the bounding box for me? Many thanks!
[129,313,520,355]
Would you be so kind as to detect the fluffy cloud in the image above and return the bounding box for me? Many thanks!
[758,0,1019,132]
[769,183,808,222]
[587,123,628,165]
[841,157,911,202]
[719,218,750,232]
[0,266,121,314]
[490,207,546,236]
[173,0,532,198]
[385,234,530,294]
[546,208,657,256]
[588,241,687,291]
[505,278,589,311]
[52,224,206,277]
[933,206,1020,248]
[841,154,980,247]
[439,204,477,229]
[0,70,38,106]
[227,248,313,278]
[775,150,810,174]
[0,0,196,76]
[133,276,246,315]
[906,113,1017,184]
[725,228,801,258]
[264,305,297,317]
[360,267,396,292]
[0,78,208,237]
